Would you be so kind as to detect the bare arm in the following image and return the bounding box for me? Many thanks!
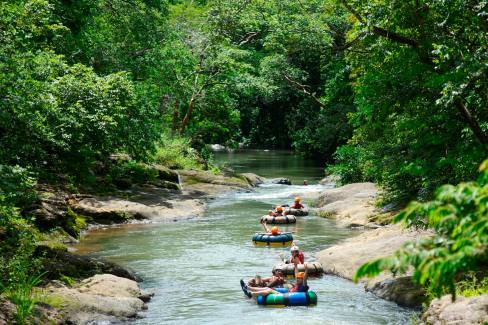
[303,264,309,287]
[260,220,270,233]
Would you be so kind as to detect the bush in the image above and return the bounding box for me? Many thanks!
[354,159,488,299]
[153,135,204,170]
[0,165,37,208]
[326,145,367,184]
[107,160,158,189]
[0,198,43,324]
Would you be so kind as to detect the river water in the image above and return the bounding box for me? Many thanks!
[75,150,416,324]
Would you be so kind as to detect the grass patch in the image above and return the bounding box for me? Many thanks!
[456,272,488,298]
[317,210,335,218]
[368,213,394,225]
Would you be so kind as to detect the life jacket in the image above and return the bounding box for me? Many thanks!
[289,284,309,293]
[292,203,304,209]
[290,252,305,264]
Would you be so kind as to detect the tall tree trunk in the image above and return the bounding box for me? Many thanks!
[180,96,196,134]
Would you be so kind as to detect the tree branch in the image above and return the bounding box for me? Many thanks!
[339,0,418,48]
[283,74,325,109]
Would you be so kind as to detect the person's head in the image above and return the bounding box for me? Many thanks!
[296,272,305,284]
[276,206,284,213]
[274,268,284,277]
[271,226,279,235]
[291,245,300,255]
[294,196,301,203]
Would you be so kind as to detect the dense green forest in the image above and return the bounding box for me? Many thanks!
[1,0,487,322]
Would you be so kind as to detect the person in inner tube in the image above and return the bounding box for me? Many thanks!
[268,205,285,216]
[247,268,286,288]
[260,219,281,235]
[291,196,305,210]
[287,245,305,264]
[241,264,309,298]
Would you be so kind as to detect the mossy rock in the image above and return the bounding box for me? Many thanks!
[152,165,179,183]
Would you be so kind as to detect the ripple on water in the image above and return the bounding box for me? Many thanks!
[75,151,418,325]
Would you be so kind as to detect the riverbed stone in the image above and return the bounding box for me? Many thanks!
[423,294,488,324]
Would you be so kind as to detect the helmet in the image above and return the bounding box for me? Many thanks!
[297,272,305,279]
[276,206,284,212]
[294,196,301,202]
[290,246,299,252]
[271,226,279,235]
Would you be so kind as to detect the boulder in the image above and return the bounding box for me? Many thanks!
[423,294,488,324]
[365,275,426,307]
[268,178,292,185]
[319,174,341,185]
[37,246,141,282]
[42,274,151,325]
[241,173,265,187]
[209,144,226,151]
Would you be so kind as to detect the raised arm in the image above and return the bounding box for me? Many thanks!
[260,219,270,233]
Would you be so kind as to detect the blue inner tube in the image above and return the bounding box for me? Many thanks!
[256,289,318,306]
[252,233,293,245]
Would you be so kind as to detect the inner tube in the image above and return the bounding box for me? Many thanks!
[257,289,318,307]
[273,262,324,276]
[286,208,309,216]
[252,233,293,247]
[260,215,297,224]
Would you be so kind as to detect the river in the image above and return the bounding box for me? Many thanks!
[75,150,416,324]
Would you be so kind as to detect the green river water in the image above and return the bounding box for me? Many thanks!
[75,150,417,324]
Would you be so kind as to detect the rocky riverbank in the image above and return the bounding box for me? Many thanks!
[9,167,264,325]
[312,181,488,324]
[312,182,430,307]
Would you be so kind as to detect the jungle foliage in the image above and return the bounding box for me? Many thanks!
[1,0,487,313]
[354,160,488,299]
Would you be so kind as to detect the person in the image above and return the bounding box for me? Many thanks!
[240,264,309,298]
[247,268,286,288]
[260,219,280,235]
[291,196,304,210]
[289,263,309,293]
[303,180,308,186]
[268,205,285,217]
[288,245,305,264]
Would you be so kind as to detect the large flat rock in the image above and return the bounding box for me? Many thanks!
[314,182,379,228]
[423,294,488,324]
[41,274,152,325]
[71,185,206,223]
[316,223,430,306]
